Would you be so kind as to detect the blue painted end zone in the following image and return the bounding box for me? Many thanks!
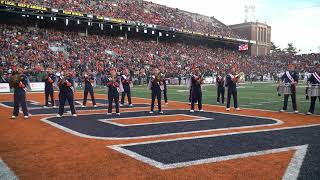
[43,110,280,138]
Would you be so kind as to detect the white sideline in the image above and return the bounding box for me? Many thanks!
[0,158,18,180]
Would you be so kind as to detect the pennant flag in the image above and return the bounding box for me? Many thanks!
[239,43,249,51]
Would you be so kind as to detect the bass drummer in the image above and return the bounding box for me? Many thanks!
[306,64,320,115]
[279,64,299,113]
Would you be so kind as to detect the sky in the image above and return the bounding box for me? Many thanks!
[148,0,320,54]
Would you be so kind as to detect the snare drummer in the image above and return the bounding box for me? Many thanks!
[306,64,320,115]
[120,68,133,107]
[279,64,299,113]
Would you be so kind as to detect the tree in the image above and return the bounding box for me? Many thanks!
[270,42,281,53]
[285,43,297,54]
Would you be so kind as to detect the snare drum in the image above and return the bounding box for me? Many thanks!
[278,83,292,95]
[307,84,320,97]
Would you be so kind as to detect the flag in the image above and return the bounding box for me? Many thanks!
[239,43,248,51]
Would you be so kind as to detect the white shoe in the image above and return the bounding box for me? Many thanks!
[279,109,285,112]
[116,113,120,116]
[24,116,29,119]
[93,105,97,108]
[129,104,133,107]
[199,109,204,112]
[190,110,195,113]
[81,105,86,108]
[53,106,57,108]
[196,102,198,105]
[226,108,230,111]
[159,111,164,114]
[120,104,124,107]
[306,112,312,115]
[294,110,299,113]
[188,102,191,105]
[56,114,62,117]
[149,111,154,114]
[165,102,168,105]
[235,108,241,111]
[72,114,77,117]
[11,115,17,119]
[43,106,48,108]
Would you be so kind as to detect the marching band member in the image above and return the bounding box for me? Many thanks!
[187,72,197,105]
[216,71,225,104]
[10,67,29,119]
[279,64,299,113]
[148,68,164,114]
[57,70,77,117]
[190,67,204,112]
[106,68,122,116]
[120,68,133,107]
[82,72,97,108]
[160,67,168,105]
[226,66,240,111]
[306,64,320,115]
[43,68,56,108]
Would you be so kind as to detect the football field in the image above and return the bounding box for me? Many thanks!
[97,82,319,115]
[0,82,319,179]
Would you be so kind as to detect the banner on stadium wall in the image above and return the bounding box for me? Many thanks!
[29,82,45,91]
[0,83,10,93]
[0,1,49,11]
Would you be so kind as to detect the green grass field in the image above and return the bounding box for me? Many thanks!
[96,82,319,115]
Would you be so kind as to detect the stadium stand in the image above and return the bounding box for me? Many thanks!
[0,23,319,84]
[13,0,241,38]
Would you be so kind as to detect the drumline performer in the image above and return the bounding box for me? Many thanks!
[225,66,242,111]
[82,72,97,108]
[106,68,123,116]
[10,67,29,119]
[148,68,164,114]
[120,68,133,107]
[216,71,225,104]
[306,64,320,115]
[57,70,77,117]
[43,68,56,108]
[190,67,204,112]
[279,64,299,113]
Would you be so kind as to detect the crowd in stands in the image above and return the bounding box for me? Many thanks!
[15,0,241,38]
[0,23,319,85]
